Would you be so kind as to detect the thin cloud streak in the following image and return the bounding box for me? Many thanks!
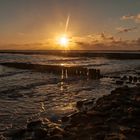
[121,13,140,23]
[116,26,138,33]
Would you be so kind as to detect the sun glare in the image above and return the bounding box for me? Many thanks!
[58,35,69,47]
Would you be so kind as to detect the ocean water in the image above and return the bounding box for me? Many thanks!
[0,52,140,133]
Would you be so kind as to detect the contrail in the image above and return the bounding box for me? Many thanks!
[65,14,70,33]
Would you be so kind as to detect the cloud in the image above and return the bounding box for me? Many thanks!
[75,33,140,50]
[1,33,140,50]
[121,13,140,23]
[76,39,140,50]
[74,33,115,45]
[116,26,138,33]
[100,33,115,41]
[0,43,47,50]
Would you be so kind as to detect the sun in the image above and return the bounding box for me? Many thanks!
[58,35,69,47]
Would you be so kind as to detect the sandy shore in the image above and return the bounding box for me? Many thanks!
[1,85,140,140]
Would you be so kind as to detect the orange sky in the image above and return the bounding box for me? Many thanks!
[0,0,140,50]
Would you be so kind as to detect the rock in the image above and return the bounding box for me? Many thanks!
[0,135,6,140]
[50,127,64,136]
[104,133,126,140]
[27,120,42,130]
[133,77,138,83]
[137,72,140,75]
[76,100,84,110]
[84,100,94,106]
[136,83,140,87]
[49,135,63,140]
[50,115,59,123]
[94,132,105,140]
[6,129,27,138]
[121,76,128,81]
[106,117,117,123]
[86,110,106,117]
[131,129,140,137]
[130,108,140,116]
[126,81,131,84]
[116,80,124,85]
[61,116,69,123]
[129,76,133,82]
[70,114,89,126]
[120,126,132,134]
[34,128,48,139]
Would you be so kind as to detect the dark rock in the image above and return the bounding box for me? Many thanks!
[34,128,48,139]
[112,76,121,79]
[129,76,133,82]
[84,100,94,106]
[94,132,106,140]
[136,83,140,87]
[49,135,63,140]
[70,114,89,126]
[86,110,107,117]
[137,72,140,75]
[50,127,64,136]
[126,81,131,84]
[76,101,84,110]
[0,135,6,140]
[104,133,126,140]
[61,116,69,123]
[50,115,59,123]
[120,126,132,134]
[27,120,42,130]
[121,76,128,81]
[7,129,27,138]
[133,77,138,83]
[116,80,124,85]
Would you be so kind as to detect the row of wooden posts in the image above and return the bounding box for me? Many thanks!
[1,63,101,79]
[60,67,101,79]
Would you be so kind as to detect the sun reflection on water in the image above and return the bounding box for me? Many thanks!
[60,63,65,66]
[60,81,64,91]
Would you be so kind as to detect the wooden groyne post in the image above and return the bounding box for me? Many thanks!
[1,63,101,80]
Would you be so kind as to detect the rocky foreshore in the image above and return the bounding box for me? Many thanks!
[2,86,140,140]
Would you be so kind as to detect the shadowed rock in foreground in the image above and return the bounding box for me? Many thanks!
[4,86,140,140]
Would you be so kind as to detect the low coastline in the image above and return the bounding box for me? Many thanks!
[0,50,140,59]
[2,85,140,140]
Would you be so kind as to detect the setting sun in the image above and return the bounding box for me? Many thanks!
[58,35,69,47]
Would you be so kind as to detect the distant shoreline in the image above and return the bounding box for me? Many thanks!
[0,49,140,52]
[0,50,140,59]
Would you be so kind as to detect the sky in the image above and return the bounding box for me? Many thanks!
[0,0,140,50]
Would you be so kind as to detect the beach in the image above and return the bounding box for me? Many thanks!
[0,51,140,140]
[2,86,140,140]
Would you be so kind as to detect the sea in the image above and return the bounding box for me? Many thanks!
[0,50,140,133]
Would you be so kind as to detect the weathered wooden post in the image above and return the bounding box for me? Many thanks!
[88,69,96,79]
[133,76,137,83]
[81,68,88,76]
[129,76,133,82]
[96,69,100,79]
